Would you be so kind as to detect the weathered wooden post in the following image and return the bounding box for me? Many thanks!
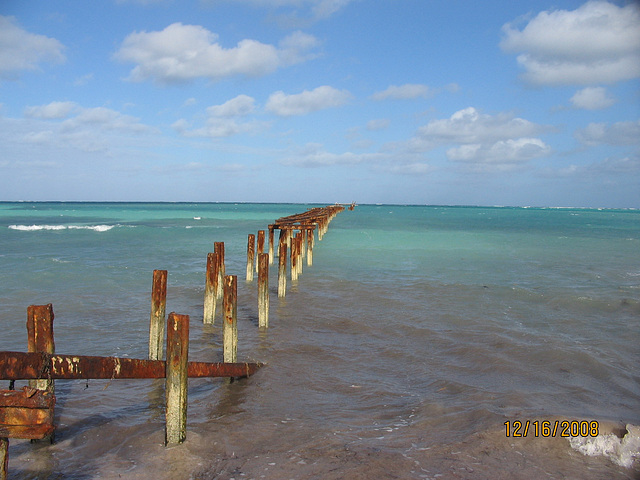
[258,253,269,328]
[256,230,265,272]
[149,270,168,361]
[27,304,55,392]
[268,225,275,265]
[223,276,238,363]
[246,234,255,282]
[306,227,314,266]
[203,253,219,324]
[278,236,287,298]
[214,242,225,299]
[165,312,189,446]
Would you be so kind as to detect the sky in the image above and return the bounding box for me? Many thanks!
[0,0,639,207]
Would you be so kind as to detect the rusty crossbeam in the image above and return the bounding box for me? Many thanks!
[0,351,261,381]
[270,223,317,230]
[274,206,344,226]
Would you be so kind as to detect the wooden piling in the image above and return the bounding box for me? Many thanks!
[149,270,168,361]
[165,312,189,446]
[223,276,238,363]
[246,234,255,282]
[214,242,225,299]
[278,236,287,298]
[258,253,269,328]
[27,304,55,392]
[203,253,219,325]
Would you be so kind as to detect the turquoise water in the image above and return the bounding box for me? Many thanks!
[1,203,639,479]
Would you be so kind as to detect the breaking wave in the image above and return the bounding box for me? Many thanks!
[569,424,640,468]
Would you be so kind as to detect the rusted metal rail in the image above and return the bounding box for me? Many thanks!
[0,351,261,381]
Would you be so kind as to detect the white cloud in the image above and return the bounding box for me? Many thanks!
[447,138,551,164]
[266,85,351,116]
[24,101,78,119]
[173,95,267,138]
[0,103,158,160]
[174,118,267,138]
[21,102,152,135]
[281,143,384,167]
[401,107,552,170]
[371,84,431,101]
[0,15,65,80]
[64,107,152,134]
[206,95,256,117]
[74,73,94,86]
[366,119,390,131]
[570,87,616,110]
[416,107,548,146]
[114,23,319,84]
[543,155,640,178]
[501,1,640,85]
[376,162,433,175]
[204,0,357,21]
[575,120,640,146]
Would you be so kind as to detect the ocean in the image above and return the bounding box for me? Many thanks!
[1,202,638,479]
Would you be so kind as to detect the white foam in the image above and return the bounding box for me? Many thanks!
[9,224,66,231]
[69,225,115,232]
[569,424,640,468]
[9,224,115,232]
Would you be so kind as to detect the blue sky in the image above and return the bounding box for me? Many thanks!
[1,0,638,207]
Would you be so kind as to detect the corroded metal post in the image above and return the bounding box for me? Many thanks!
[214,242,225,299]
[203,253,219,324]
[296,233,303,277]
[256,230,265,272]
[268,225,275,265]
[149,270,168,360]
[165,312,189,446]
[246,234,255,282]
[258,253,269,328]
[27,304,55,392]
[290,233,298,282]
[306,227,314,266]
[1,437,8,480]
[223,276,238,363]
[278,236,287,298]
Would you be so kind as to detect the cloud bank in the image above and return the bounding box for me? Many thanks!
[501,1,640,85]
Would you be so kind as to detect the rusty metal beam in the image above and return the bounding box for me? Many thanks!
[0,351,261,381]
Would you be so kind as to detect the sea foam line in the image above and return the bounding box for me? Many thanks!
[9,224,118,232]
